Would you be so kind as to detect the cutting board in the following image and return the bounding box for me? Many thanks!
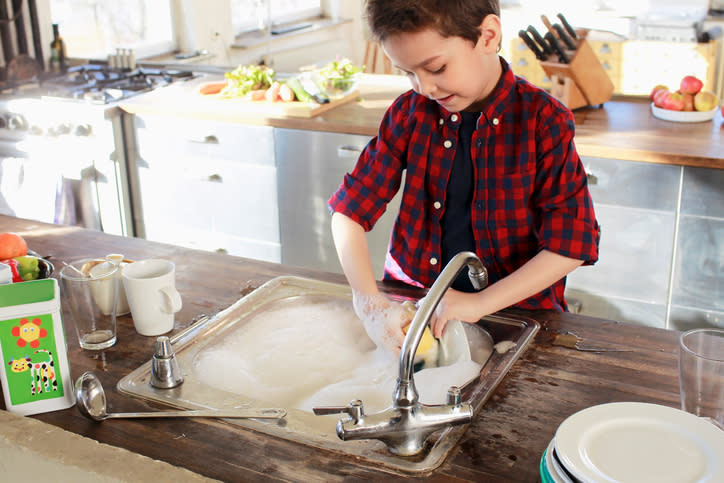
[197,84,361,118]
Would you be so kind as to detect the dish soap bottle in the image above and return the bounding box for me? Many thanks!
[49,23,67,73]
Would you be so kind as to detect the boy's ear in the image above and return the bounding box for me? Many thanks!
[479,14,502,52]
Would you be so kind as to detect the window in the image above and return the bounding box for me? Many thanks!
[230,0,322,35]
[49,0,174,59]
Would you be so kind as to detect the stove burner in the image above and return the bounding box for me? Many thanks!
[31,64,195,104]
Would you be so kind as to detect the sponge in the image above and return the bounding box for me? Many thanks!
[402,322,440,371]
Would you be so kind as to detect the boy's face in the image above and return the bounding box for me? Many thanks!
[382,15,503,113]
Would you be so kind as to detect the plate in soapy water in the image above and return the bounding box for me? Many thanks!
[438,320,493,367]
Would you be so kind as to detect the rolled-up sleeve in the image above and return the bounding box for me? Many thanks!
[535,108,600,265]
[328,95,410,232]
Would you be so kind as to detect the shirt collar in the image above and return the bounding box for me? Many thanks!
[435,56,514,128]
[476,57,514,128]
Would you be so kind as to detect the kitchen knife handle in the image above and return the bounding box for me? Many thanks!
[527,25,552,55]
[557,13,578,40]
[544,31,569,64]
[553,24,577,51]
[518,30,546,61]
[541,15,555,35]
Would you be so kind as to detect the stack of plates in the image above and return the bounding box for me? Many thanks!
[540,402,724,483]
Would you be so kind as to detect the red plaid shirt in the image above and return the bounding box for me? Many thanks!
[329,59,600,311]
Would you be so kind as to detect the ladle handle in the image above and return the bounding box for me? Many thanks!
[104,408,286,419]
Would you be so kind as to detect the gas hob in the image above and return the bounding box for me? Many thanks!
[1,64,196,104]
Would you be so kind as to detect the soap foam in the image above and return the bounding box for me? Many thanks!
[192,298,483,413]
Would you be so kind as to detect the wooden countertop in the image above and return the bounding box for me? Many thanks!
[1,215,685,482]
[120,74,724,170]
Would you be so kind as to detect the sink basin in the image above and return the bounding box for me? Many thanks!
[118,276,539,475]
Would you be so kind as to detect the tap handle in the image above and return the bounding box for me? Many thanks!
[313,399,364,422]
[447,386,462,406]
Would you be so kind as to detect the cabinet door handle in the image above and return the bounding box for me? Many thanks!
[585,166,598,185]
[337,145,363,158]
[190,135,219,144]
[206,173,223,183]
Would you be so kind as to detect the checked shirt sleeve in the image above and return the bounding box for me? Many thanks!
[534,105,600,265]
[328,94,411,232]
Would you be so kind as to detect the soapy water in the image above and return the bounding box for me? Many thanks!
[192,298,486,414]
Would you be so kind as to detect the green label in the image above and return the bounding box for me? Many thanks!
[1,313,65,405]
[0,278,56,307]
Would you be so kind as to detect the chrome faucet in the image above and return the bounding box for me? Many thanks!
[313,251,488,456]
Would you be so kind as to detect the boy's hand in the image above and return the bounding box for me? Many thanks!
[353,292,414,354]
[427,289,486,338]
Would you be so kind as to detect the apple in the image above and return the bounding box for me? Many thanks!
[681,92,695,111]
[653,88,669,108]
[650,84,668,101]
[661,91,685,111]
[694,90,718,112]
[680,75,703,95]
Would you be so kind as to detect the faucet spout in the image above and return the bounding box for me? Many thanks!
[313,251,488,456]
[395,251,487,406]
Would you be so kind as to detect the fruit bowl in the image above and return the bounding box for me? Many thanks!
[27,250,54,279]
[651,103,718,123]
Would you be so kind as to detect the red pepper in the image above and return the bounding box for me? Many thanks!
[1,258,22,283]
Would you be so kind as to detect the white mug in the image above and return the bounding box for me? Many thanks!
[121,259,182,336]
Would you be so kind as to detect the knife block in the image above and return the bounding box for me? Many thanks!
[539,33,614,110]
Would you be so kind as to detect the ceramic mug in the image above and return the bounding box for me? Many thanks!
[121,259,182,336]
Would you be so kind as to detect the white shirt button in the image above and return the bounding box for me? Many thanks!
[433,201,441,209]
[439,118,444,125]
[450,114,459,122]
[492,118,500,125]
[430,257,438,266]
[443,140,452,148]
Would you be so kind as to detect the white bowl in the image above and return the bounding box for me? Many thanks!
[650,102,718,123]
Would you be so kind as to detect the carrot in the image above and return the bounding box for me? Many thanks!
[199,82,226,95]
[249,89,267,101]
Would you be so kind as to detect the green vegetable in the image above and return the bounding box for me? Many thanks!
[220,64,276,98]
[316,58,363,94]
[13,255,40,281]
[285,76,313,103]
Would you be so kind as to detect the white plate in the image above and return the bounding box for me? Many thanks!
[438,319,471,366]
[651,102,718,123]
[554,402,724,483]
[545,439,574,483]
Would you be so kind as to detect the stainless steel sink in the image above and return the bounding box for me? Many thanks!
[118,276,539,475]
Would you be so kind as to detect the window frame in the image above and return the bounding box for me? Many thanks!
[231,1,323,36]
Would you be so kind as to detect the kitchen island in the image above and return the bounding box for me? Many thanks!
[1,214,684,482]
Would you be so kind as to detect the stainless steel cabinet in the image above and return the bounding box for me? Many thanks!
[566,158,724,330]
[126,114,280,262]
[274,128,401,278]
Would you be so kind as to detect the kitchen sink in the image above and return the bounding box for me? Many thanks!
[118,276,539,475]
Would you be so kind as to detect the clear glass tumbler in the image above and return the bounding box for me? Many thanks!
[60,258,118,350]
[679,328,724,429]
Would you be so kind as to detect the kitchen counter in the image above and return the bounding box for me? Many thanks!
[1,214,685,482]
[120,73,724,170]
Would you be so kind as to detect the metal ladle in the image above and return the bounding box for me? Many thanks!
[75,372,286,421]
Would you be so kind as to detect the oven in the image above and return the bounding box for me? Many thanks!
[0,65,195,236]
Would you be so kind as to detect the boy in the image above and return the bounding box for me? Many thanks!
[328,0,600,354]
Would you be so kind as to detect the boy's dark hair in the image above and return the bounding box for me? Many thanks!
[365,0,500,44]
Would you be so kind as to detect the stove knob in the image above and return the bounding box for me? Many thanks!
[56,123,72,135]
[29,125,43,136]
[75,123,93,136]
[6,114,26,131]
[0,114,7,129]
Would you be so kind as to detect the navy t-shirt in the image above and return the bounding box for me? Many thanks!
[440,110,478,292]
